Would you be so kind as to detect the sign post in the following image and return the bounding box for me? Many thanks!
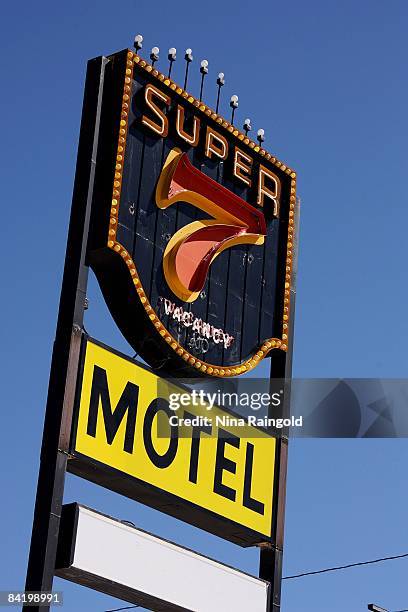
[259,196,299,611]
[23,55,107,611]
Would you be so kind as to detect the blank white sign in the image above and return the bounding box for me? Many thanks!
[56,504,269,611]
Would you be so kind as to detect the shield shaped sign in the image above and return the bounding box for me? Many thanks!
[88,50,297,378]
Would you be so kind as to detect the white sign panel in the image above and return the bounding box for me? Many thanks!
[56,504,270,611]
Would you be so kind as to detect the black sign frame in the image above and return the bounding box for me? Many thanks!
[88,49,298,378]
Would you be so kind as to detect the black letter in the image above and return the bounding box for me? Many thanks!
[213,430,240,501]
[184,411,211,484]
[143,399,178,468]
[87,366,138,454]
[243,443,265,515]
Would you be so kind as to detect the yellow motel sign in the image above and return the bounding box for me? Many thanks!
[69,337,277,546]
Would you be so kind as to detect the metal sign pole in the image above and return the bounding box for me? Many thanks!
[23,55,107,612]
[259,198,300,611]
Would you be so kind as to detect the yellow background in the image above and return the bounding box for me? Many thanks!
[74,340,276,536]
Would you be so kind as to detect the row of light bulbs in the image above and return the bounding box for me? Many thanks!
[133,34,265,144]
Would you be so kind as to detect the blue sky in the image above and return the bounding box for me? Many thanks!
[1,0,407,610]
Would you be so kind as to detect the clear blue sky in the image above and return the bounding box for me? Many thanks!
[1,0,407,610]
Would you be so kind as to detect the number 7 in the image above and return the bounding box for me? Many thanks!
[156,148,267,302]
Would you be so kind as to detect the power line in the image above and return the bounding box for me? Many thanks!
[103,604,408,612]
[283,552,408,580]
[104,602,408,612]
[104,606,140,612]
[103,553,408,611]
